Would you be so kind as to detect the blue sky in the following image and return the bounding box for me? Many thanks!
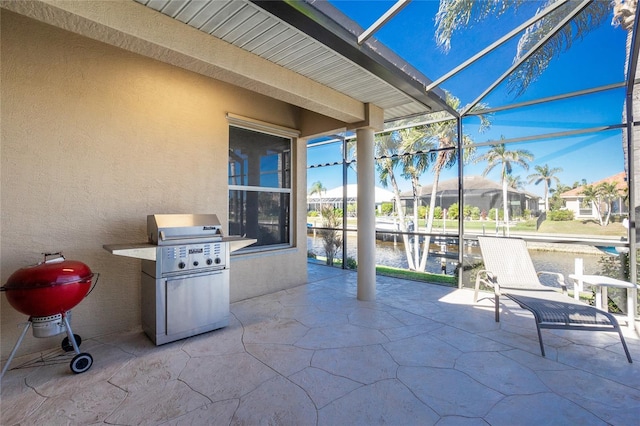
[307,1,629,197]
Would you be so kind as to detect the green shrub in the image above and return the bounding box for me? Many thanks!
[471,206,481,220]
[547,210,574,221]
[345,257,357,269]
[447,203,459,219]
[380,202,394,216]
[434,206,443,219]
[308,210,319,217]
[463,204,473,219]
[523,209,531,219]
[488,208,504,221]
[418,205,427,219]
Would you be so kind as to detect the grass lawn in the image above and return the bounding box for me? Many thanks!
[537,219,626,236]
[309,256,456,286]
[308,217,626,238]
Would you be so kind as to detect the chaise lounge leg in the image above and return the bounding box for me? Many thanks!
[535,322,546,357]
[615,324,633,363]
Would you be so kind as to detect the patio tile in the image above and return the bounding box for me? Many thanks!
[380,321,443,341]
[454,352,549,395]
[384,333,462,368]
[108,349,190,392]
[429,325,513,352]
[347,306,406,329]
[318,379,439,426]
[0,367,47,425]
[105,380,209,425]
[484,393,609,426]
[1,264,638,425]
[538,369,640,425]
[24,381,125,425]
[232,375,317,425]
[435,416,490,425]
[281,307,349,328]
[398,365,504,417]
[289,366,362,408]
[295,323,388,349]
[245,342,314,377]
[165,399,238,425]
[180,318,246,357]
[243,317,310,345]
[24,341,135,397]
[499,348,574,371]
[311,344,397,384]
[179,352,276,400]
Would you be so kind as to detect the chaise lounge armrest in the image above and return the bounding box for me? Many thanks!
[536,271,567,293]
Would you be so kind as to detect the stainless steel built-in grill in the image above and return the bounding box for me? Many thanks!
[104,214,255,346]
[141,214,230,345]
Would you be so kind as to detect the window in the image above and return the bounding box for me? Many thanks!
[229,125,292,249]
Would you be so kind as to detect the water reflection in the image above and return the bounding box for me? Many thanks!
[307,234,608,280]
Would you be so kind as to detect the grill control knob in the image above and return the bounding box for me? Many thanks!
[206,258,213,265]
[215,257,221,264]
[193,261,199,267]
[178,261,186,269]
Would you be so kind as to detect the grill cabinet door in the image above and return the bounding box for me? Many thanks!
[165,270,228,337]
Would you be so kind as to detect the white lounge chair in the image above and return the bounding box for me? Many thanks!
[475,236,632,363]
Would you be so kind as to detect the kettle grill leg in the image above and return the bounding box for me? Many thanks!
[0,321,32,380]
[62,315,81,355]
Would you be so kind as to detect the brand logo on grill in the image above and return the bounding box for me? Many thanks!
[203,226,217,230]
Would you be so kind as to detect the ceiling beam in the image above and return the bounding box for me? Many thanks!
[251,0,458,118]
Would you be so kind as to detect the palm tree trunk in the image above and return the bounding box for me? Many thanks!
[544,183,549,212]
[502,178,510,237]
[389,175,416,270]
[413,200,419,268]
[418,169,441,271]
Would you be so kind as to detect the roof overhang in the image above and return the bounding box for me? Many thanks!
[1,0,453,132]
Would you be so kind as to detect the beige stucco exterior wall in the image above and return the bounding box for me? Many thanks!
[0,11,308,359]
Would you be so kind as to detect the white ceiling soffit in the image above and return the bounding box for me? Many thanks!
[134,0,454,121]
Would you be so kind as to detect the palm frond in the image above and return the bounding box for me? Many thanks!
[508,1,610,96]
[435,0,525,51]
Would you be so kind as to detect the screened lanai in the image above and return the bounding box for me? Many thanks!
[304,0,640,324]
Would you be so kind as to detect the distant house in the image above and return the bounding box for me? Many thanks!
[560,171,628,220]
[307,184,394,214]
[400,175,540,217]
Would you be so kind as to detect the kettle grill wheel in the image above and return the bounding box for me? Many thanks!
[70,353,93,374]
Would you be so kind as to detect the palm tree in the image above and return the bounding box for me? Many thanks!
[414,93,489,271]
[398,127,433,268]
[475,142,534,235]
[580,184,604,226]
[598,181,623,226]
[507,174,525,190]
[527,164,563,212]
[308,181,327,214]
[549,181,573,210]
[435,0,612,96]
[376,132,418,270]
[353,93,489,272]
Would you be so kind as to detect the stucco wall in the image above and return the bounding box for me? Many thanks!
[1,11,308,359]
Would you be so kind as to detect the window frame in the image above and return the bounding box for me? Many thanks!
[227,114,298,253]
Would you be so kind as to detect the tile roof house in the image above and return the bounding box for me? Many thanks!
[560,171,628,220]
[400,176,541,218]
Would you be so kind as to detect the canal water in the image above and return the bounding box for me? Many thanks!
[307,234,610,283]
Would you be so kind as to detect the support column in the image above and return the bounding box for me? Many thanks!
[356,127,376,301]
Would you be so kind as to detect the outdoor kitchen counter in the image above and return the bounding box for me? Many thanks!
[103,236,256,261]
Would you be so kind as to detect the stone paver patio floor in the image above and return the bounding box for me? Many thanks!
[1,263,639,425]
